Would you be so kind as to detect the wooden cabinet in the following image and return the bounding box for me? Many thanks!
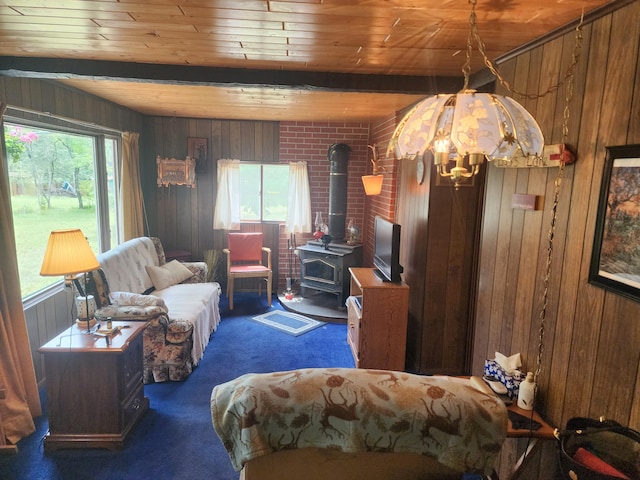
[38,321,149,450]
[347,268,410,370]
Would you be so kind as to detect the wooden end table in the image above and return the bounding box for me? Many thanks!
[38,321,149,451]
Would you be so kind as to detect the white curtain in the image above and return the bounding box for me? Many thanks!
[213,159,241,230]
[285,161,311,234]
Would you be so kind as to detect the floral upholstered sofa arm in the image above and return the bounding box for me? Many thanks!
[93,290,194,382]
[95,304,168,322]
[95,292,192,342]
[180,262,207,283]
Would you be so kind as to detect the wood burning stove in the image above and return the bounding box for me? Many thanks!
[298,241,362,306]
[298,142,362,306]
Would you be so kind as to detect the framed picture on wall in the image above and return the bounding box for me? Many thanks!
[188,137,208,174]
[589,144,640,302]
[156,156,196,188]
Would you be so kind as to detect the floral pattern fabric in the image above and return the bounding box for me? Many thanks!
[211,368,507,476]
[109,291,168,310]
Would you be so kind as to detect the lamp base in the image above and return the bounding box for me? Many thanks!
[76,318,97,331]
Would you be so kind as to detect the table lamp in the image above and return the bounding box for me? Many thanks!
[40,229,100,333]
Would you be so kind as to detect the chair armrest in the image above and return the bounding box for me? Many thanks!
[262,247,272,269]
[223,249,231,275]
[180,261,208,283]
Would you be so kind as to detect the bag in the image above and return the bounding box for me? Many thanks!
[556,417,640,479]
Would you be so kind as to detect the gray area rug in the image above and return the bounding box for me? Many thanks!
[251,310,325,336]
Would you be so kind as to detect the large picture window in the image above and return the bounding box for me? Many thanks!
[3,118,121,299]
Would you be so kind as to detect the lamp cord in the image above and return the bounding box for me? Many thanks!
[533,14,581,387]
[463,0,583,386]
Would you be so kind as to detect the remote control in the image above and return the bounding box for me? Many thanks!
[483,376,508,395]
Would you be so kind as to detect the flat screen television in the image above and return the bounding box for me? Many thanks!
[373,216,403,283]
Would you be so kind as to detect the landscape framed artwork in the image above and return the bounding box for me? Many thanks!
[589,144,640,302]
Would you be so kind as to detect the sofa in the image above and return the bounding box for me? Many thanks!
[86,237,221,383]
[211,368,508,480]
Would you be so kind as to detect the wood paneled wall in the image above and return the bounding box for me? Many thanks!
[0,77,144,384]
[140,118,281,293]
[473,2,640,477]
[139,117,281,261]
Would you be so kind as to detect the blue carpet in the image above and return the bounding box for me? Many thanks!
[0,293,354,480]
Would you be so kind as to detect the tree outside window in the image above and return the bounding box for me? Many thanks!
[4,121,119,298]
[239,163,289,222]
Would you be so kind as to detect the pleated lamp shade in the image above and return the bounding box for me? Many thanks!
[362,174,384,196]
[40,229,100,277]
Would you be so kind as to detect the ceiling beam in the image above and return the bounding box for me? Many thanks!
[0,56,466,96]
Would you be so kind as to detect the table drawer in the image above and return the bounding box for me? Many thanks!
[121,383,145,429]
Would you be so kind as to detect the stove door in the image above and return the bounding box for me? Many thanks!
[301,256,340,286]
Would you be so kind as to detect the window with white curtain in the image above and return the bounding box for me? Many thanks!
[214,160,310,232]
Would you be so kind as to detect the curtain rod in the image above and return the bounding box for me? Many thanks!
[5,104,123,136]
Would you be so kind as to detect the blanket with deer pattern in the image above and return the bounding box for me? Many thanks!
[211,368,507,475]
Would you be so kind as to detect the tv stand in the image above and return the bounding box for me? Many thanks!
[372,268,386,281]
[373,268,401,283]
[347,268,409,370]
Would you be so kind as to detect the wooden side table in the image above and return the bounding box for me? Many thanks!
[38,321,149,450]
[505,404,556,479]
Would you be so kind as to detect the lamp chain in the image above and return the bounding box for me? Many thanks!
[467,0,583,100]
[533,19,581,385]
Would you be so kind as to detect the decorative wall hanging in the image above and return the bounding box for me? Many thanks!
[156,156,196,188]
[493,144,576,169]
[188,137,208,174]
[589,144,640,303]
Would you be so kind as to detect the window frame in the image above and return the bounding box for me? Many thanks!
[3,111,122,305]
[238,161,289,224]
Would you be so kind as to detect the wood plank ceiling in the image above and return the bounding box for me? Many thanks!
[0,0,616,122]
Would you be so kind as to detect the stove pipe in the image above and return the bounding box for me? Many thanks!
[327,143,351,241]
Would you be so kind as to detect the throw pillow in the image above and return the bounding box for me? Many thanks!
[109,291,168,311]
[145,259,193,290]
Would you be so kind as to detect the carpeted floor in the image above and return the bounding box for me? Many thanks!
[0,292,354,480]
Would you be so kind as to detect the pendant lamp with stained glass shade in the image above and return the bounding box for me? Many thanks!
[387,0,545,188]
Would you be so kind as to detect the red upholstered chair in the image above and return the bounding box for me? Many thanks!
[223,232,272,310]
